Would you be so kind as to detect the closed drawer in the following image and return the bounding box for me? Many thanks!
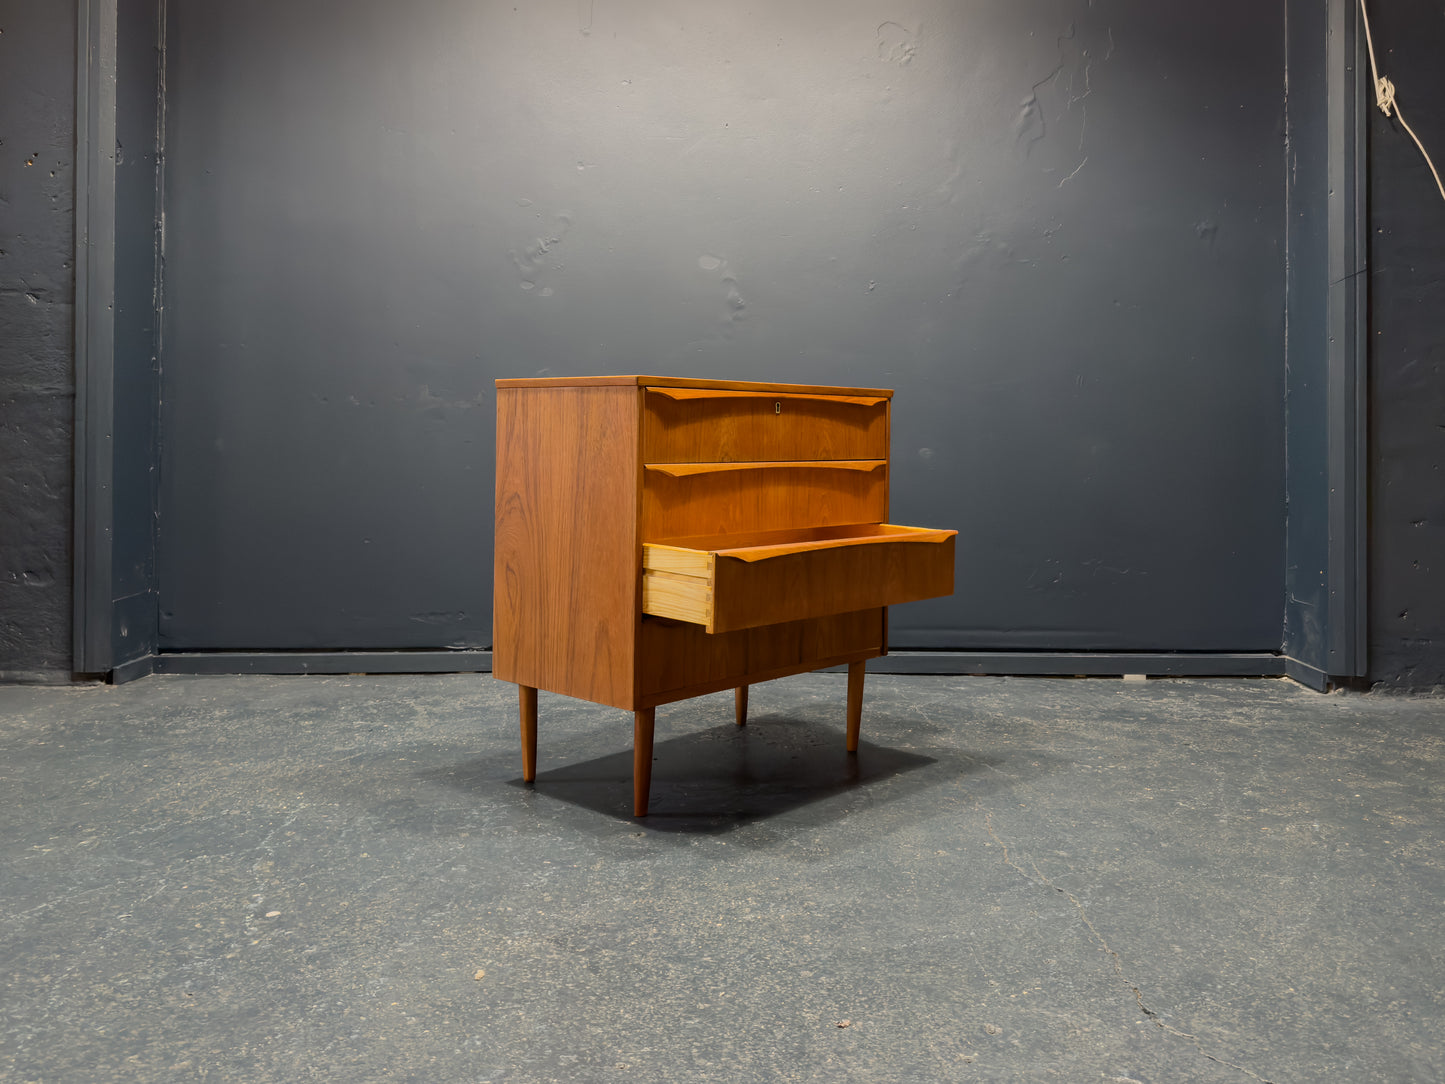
[642,523,956,634]
[640,460,888,539]
[639,609,886,702]
[643,387,888,463]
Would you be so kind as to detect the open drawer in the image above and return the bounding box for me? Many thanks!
[642,523,956,634]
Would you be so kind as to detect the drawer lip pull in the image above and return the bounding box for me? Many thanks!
[714,527,954,564]
[641,524,957,633]
[649,387,888,407]
[645,459,886,478]
[644,525,955,566]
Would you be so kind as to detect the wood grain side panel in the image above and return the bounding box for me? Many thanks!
[639,609,884,700]
[493,386,639,709]
[643,390,888,463]
[641,465,888,539]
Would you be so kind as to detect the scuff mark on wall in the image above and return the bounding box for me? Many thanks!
[510,211,572,297]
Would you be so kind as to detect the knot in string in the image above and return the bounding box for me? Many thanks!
[1374,74,1397,118]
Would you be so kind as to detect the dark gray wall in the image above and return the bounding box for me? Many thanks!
[0,2,77,681]
[158,0,1287,655]
[10,0,1439,683]
[1366,1,1445,689]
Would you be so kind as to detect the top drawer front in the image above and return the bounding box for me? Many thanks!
[643,387,888,463]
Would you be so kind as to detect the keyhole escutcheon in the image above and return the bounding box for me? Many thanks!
[774,401,781,414]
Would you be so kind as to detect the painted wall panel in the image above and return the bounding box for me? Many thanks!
[158,0,1286,652]
[1364,0,1445,688]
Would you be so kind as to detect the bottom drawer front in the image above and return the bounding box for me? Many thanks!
[639,609,884,700]
[642,524,956,633]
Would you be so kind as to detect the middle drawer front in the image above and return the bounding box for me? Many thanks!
[641,461,888,539]
[643,387,888,463]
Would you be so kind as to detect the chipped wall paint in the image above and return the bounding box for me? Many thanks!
[0,3,77,680]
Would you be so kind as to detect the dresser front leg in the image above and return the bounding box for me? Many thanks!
[735,685,749,727]
[633,707,656,817]
[519,685,538,783]
[846,661,865,753]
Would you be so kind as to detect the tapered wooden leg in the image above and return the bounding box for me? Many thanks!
[519,685,538,783]
[735,685,749,727]
[633,707,656,817]
[846,661,865,753]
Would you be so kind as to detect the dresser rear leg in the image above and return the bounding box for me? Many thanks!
[633,707,656,817]
[519,685,538,783]
[735,685,749,727]
[846,661,865,753]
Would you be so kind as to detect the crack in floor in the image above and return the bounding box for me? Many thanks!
[982,809,1276,1084]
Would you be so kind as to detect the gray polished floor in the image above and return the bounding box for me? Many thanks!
[2,672,1441,1082]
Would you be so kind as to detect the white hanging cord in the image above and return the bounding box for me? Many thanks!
[1359,0,1445,205]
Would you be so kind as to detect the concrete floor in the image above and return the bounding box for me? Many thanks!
[1,672,1441,1083]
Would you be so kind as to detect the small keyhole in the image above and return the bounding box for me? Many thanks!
[775,401,781,414]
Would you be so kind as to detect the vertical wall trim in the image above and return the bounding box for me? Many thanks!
[1283,0,1369,684]
[73,0,119,674]
[1326,0,1369,676]
[153,0,168,365]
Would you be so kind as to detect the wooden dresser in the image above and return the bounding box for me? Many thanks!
[493,375,956,815]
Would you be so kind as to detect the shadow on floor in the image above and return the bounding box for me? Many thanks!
[426,716,1012,834]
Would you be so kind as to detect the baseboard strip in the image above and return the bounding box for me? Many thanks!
[137,649,1308,684]
[1282,656,1331,692]
[152,650,493,676]
[856,651,1285,677]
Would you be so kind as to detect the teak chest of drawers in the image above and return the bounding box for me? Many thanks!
[493,375,957,816]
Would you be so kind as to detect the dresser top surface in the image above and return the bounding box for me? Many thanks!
[494,375,894,398]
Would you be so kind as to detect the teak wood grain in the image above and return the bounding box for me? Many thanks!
[492,385,640,710]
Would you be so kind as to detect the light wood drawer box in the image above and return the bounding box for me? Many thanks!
[642,524,956,634]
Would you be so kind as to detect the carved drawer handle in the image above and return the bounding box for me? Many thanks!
[644,460,887,478]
